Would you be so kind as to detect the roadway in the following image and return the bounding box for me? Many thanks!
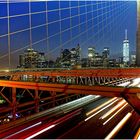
[1,97,109,139]
[3,96,139,139]
[38,98,136,139]
[58,98,135,139]
[0,95,101,138]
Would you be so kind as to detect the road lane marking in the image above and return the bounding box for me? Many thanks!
[86,97,118,116]
[103,103,128,125]
[134,127,140,140]
[85,98,120,122]
[4,121,42,139]
[105,112,132,140]
[25,124,56,140]
[100,99,126,119]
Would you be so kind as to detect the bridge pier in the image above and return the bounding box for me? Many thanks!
[35,90,39,113]
[12,87,17,121]
[51,91,56,107]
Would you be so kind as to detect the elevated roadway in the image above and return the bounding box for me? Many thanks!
[0,68,139,138]
[0,78,139,114]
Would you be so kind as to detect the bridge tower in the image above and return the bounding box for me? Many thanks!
[136,0,140,66]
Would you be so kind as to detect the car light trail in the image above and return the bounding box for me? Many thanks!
[134,128,140,139]
[86,97,118,116]
[105,112,132,140]
[25,124,56,140]
[85,98,120,122]
[24,109,81,140]
[129,78,140,87]
[118,78,140,87]
[100,99,126,120]
[103,103,128,125]
[4,121,42,139]
[118,81,130,87]
[63,95,100,114]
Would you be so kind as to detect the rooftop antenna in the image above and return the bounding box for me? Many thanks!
[125,29,128,40]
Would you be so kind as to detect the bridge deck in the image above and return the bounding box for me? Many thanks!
[0,79,140,114]
[0,68,139,124]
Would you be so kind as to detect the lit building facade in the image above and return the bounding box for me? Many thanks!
[59,44,81,68]
[94,53,103,67]
[37,52,47,68]
[88,47,95,67]
[70,44,81,66]
[130,54,136,65]
[102,47,110,59]
[19,48,46,68]
[60,49,71,67]
[123,29,129,64]
[102,47,110,67]
[88,47,95,58]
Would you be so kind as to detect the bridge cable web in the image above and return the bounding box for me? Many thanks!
[0,0,135,68]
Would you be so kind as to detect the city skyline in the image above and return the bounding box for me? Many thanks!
[0,0,137,68]
[18,43,135,69]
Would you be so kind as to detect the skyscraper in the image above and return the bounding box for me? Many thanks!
[136,0,140,66]
[88,47,95,66]
[88,47,95,58]
[102,47,110,59]
[70,44,81,66]
[123,29,129,64]
[60,49,71,67]
[102,47,110,67]
[19,48,46,68]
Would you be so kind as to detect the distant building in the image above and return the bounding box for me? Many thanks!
[81,58,88,67]
[24,48,38,68]
[60,49,71,67]
[102,47,110,59]
[109,59,116,67]
[130,54,136,66]
[88,47,95,67]
[102,47,110,67]
[87,47,110,67]
[88,47,95,58]
[70,44,81,66]
[46,60,55,68]
[58,44,81,68]
[118,57,123,64]
[18,48,47,68]
[19,54,25,68]
[94,53,103,67]
[37,52,46,68]
[123,29,129,64]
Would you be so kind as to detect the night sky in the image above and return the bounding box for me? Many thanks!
[0,0,137,68]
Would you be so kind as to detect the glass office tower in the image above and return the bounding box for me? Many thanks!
[123,29,129,64]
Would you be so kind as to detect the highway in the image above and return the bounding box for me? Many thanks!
[0,95,102,138]
[2,96,139,139]
[58,98,135,139]
[1,97,110,139]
